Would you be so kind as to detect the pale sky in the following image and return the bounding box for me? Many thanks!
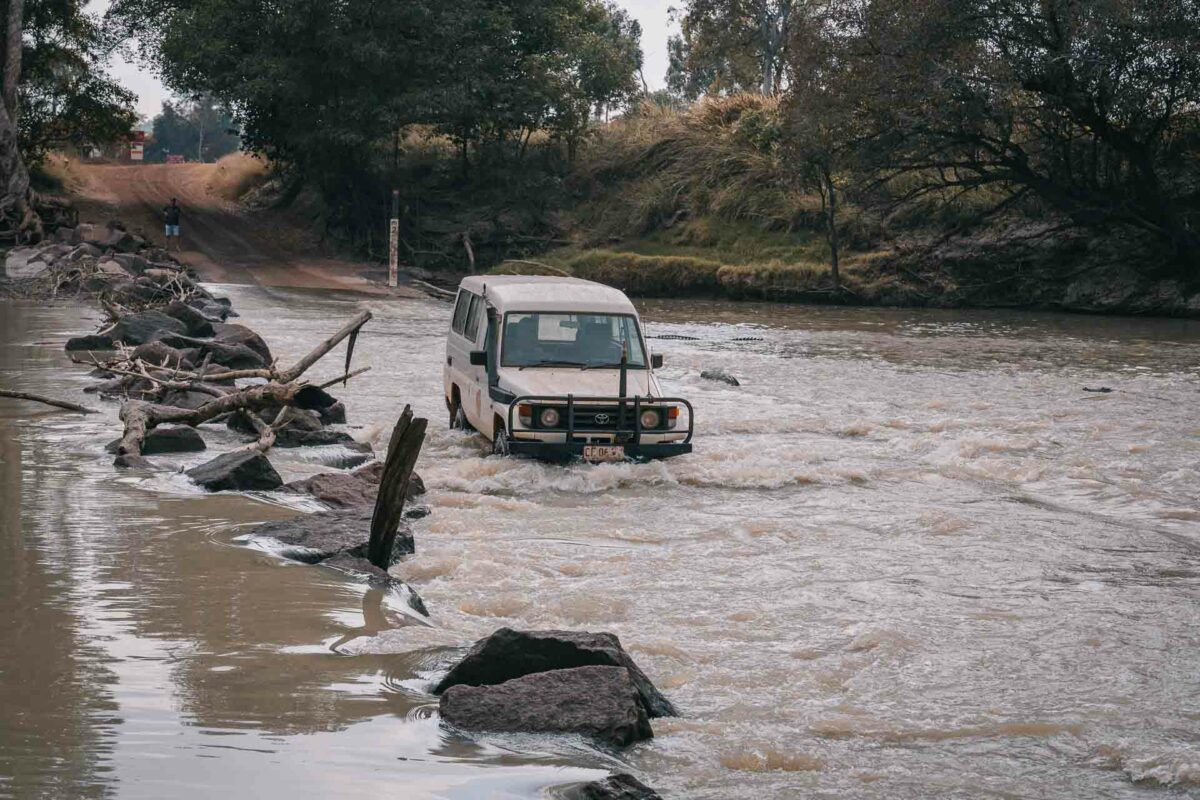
[89,0,679,120]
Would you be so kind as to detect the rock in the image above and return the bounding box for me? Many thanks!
[66,243,103,262]
[131,340,192,368]
[107,310,188,346]
[319,400,347,425]
[433,628,676,718]
[76,223,99,244]
[275,428,363,448]
[159,389,217,410]
[65,333,116,352]
[113,453,153,469]
[248,506,414,564]
[143,426,206,454]
[557,775,663,800]
[4,246,50,279]
[163,299,216,337]
[188,296,233,321]
[284,471,378,508]
[55,226,82,245]
[106,426,205,455]
[141,246,172,263]
[700,369,740,386]
[212,323,272,362]
[439,666,652,747]
[185,450,282,492]
[97,259,131,278]
[404,505,430,519]
[110,253,150,276]
[98,228,142,253]
[157,334,267,369]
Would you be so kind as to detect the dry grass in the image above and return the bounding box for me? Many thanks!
[205,153,271,202]
[571,94,817,241]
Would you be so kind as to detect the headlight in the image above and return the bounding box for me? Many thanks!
[639,409,660,429]
[539,407,560,427]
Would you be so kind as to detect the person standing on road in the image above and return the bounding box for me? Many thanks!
[163,198,182,252]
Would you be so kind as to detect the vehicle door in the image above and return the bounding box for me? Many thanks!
[446,289,474,412]
[460,292,489,429]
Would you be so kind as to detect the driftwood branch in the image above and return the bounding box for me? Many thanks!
[367,405,427,569]
[237,410,276,453]
[317,366,371,390]
[0,388,97,414]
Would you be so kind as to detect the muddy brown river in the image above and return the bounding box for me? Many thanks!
[2,287,1198,799]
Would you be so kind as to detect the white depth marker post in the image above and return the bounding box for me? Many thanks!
[388,189,400,288]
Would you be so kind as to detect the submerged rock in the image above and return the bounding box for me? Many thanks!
[700,369,740,386]
[439,665,652,747]
[283,471,378,508]
[212,322,273,362]
[248,506,414,564]
[433,628,676,718]
[274,428,360,448]
[556,774,663,800]
[185,450,282,491]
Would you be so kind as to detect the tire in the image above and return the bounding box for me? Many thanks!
[491,426,510,457]
[450,401,471,431]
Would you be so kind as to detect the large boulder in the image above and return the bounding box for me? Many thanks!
[433,628,676,718]
[107,310,188,346]
[439,666,652,747]
[98,227,143,253]
[163,299,216,337]
[185,450,282,492]
[212,323,272,362]
[556,775,662,800]
[110,253,150,276]
[158,389,217,410]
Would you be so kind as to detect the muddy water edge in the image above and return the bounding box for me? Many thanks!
[1,287,1198,799]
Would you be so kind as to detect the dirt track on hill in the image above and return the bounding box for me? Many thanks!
[70,163,411,296]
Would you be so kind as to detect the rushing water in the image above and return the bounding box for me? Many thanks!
[1,288,1198,799]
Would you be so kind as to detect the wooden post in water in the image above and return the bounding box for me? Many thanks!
[367,404,427,569]
[388,189,400,288]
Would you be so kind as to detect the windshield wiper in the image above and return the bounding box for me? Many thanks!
[517,360,587,370]
[582,361,641,370]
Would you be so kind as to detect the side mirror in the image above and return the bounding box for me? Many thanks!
[651,353,664,369]
[469,350,488,367]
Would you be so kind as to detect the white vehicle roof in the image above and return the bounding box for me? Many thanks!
[458,275,638,315]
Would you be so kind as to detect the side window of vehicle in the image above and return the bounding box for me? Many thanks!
[464,294,483,343]
[451,291,471,335]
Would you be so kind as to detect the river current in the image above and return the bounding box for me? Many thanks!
[1,287,1198,799]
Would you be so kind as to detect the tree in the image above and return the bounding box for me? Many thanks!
[801,0,1200,275]
[145,95,237,163]
[0,0,38,241]
[20,1,136,162]
[666,0,800,98]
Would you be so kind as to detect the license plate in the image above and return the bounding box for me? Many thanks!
[582,444,625,462]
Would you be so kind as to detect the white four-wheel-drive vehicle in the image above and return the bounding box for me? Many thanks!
[444,275,693,461]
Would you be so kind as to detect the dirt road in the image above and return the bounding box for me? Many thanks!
[71,162,412,296]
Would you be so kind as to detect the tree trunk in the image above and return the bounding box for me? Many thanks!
[821,164,840,288]
[0,0,38,244]
[367,405,427,570]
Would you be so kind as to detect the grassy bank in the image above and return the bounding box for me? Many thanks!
[212,95,1199,316]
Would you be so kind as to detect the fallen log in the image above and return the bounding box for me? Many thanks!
[367,405,427,570]
[113,310,373,463]
[0,388,98,414]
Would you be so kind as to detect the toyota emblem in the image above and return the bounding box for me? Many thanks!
[594,413,611,425]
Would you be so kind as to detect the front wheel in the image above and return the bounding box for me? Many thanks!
[450,401,471,431]
[491,427,510,457]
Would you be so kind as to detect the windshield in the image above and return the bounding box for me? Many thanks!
[501,312,647,368]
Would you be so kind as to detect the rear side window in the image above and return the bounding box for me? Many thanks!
[464,294,484,342]
[451,291,471,335]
